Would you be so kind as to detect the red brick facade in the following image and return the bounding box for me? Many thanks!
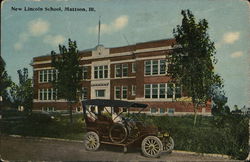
[32,39,211,115]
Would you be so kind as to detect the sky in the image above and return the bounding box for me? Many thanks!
[1,0,249,109]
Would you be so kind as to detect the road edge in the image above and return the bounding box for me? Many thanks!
[6,134,232,160]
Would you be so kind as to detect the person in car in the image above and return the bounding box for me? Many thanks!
[87,106,97,122]
[112,107,123,123]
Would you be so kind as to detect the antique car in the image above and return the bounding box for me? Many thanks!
[82,99,174,158]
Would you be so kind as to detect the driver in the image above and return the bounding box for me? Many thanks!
[112,107,123,123]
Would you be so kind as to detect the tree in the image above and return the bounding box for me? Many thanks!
[169,10,223,125]
[211,86,230,116]
[10,68,33,112]
[51,39,82,123]
[0,56,12,107]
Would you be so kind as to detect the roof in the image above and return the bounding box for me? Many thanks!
[82,99,148,108]
[33,38,175,60]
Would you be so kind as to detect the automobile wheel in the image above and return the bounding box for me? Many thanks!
[109,123,128,144]
[163,136,174,153]
[141,136,163,158]
[84,131,100,151]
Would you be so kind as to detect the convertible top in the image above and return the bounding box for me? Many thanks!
[82,99,148,108]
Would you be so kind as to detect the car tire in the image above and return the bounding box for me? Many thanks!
[84,131,100,151]
[141,136,163,158]
[163,136,174,153]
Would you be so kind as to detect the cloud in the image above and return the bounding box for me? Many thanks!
[89,15,128,34]
[43,35,66,47]
[28,18,50,36]
[14,32,30,51]
[230,51,243,58]
[14,42,22,50]
[223,32,240,44]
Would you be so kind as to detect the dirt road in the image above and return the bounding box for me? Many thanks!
[0,136,236,161]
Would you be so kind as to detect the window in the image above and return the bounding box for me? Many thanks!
[48,89,52,100]
[152,84,158,98]
[99,66,104,78]
[122,86,127,99]
[160,60,166,74]
[82,66,88,79]
[48,70,52,82]
[115,64,128,77]
[151,108,158,113]
[39,89,43,100]
[167,108,175,114]
[115,86,121,99]
[104,65,108,78]
[144,84,151,98]
[145,61,151,75]
[39,88,57,101]
[96,90,105,97]
[39,69,58,83]
[167,83,174,98]
[44,89,48,100]
[144,59,166,76]
[94,67,98,79]
[132,85,136,96]
[159,84,166,98]
[43,70,48,82]
[39,70,44,83]
[152,60,158,75]
[175,84,181,98]
[115,64,122,77]
[144,83,181,99]
[94,65,108,79]
[132,63,136,73]
[42,107,55,112]
[122,64,128,77]
[82,87,88,100]
[160,108,165,114]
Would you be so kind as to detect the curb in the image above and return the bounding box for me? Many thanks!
[8,134,83,143]
[7,134,232,160]
[172,150,231,159]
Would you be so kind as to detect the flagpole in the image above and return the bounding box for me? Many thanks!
[98,16,101,46]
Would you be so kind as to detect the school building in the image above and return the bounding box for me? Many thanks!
[31,38,211,115]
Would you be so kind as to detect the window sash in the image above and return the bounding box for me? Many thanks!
[152,84,158,98]
[132,63,136,73]
[167,83,174,98]
[82,67,88,79]
[104,65,108,78]
[115,86,121,99]
[99,66,103,78]
[122,86,127,99]
[94,67,98,79]
[96,90,105,97]
[152,60,158,75]
[132,85,136,96]
[122,64,128,77]
[160,60,166,74]
[145,61,151,75]
[159,84,166,98]
[115,64,122,77]
[160,108,165,113]
[145,84,151,98]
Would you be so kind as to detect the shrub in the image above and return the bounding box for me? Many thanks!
[146,115,248,160]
